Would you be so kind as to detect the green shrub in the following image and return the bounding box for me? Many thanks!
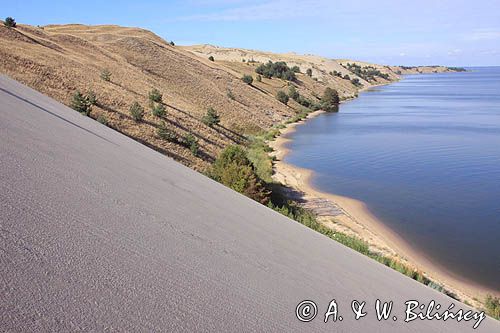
[4,17,16,28]
[148,88,162,103]
[129,102,144,121]
[183,133,199,156]
[291,66,300,73]
[208,56,215,62]
[100,69,111,82]
[169,41,175,46]
[227,90,235,100]
[256,74,262,82]
[70,91,92,116]
[157,121,178,142]
[485,295,500,319]
[288,85,299,101]
[202,107,220,127]
[97,114,108,125]
[306,68,313,77]
[151,103,166,117]
[276,90,289,105]
[209,145,270,204]
[343,74,351,80]
[242,75,253,85]
[255,61,296,81]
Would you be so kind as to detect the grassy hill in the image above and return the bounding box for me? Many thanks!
[0,23,459,171]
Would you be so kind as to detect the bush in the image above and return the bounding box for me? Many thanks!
[202,107,220,127]
[276,90,289,105]
[291,66,300,73]
[242,74,253,85]
[71,91,92,116]
[256,74,262,82]
[343,74,350,80]
[157,121,178,142]
[288,85,299,101]
[148,88,162,103]
[129,102,144,121]
[227,90,235,100]
[100,69,111,82]
[209,145,270,204]
[321,87,340,111]
[255,61,296,81]
[97,114,108,125]
[169,41,175,46]
[151,103,166,117]
[183,133,199,156]
[208,56,215,62]
[4,17,16,28]
[306,68,313,77]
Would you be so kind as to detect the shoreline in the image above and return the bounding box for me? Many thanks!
[269,94,499,307]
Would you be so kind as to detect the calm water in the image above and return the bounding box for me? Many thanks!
[285,67,500,292]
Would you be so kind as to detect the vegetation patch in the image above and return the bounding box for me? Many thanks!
[202,107,220,127]
[255,61,296,81]
[71,90,95,116]
[343,63,390,82]
[129,101,144,121]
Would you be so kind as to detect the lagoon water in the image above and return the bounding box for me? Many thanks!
[284,67,500,292]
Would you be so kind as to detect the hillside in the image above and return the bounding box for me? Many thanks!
[0,24,295,170]
[0,23,461,171]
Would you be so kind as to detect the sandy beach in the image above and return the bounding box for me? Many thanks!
[269,109,500,307]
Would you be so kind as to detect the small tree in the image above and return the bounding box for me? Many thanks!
[183,133,199,156]
[202,107,220,127]
[100,69,111,82]
[288,85,299,101]
[157,121,178,142]
[256,74,262,82]
[321,87,340,112]
[148,88,162,103]
[4,17,16,28]
[151,103,166,117]
[129,102,144,121]
[306,68,313,77]
[276,90,289,105]
[242,75,253,85]
[169,41,175,46]
[71,91,92,116]
[208,56,215,62]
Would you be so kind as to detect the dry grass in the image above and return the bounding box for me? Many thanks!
[0,24,455,170]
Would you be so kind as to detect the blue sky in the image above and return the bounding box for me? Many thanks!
[3,0,500,66]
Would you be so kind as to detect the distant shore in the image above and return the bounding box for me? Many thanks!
[268,89,499,307]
